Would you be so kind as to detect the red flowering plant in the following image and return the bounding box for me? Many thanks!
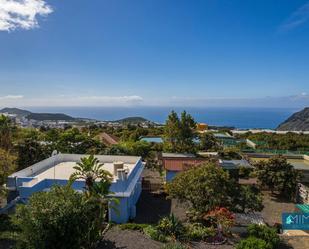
[203,207,235,235]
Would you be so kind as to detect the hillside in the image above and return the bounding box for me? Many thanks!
[115,116,150,124]
[277,107,309,131]
[0,107,31,116]
[26,113,76,121]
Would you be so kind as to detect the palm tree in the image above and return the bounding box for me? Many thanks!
[69,155,113,195]
[69,155,118,225]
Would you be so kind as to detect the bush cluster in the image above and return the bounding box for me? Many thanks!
[184,223,215,241]
[236,237,269,249]
[157,214,185,239]
[13,186,105,249]
[118,223,148,231]
[143,225,168,243]
[142,214,217,245]
[236,224,280,249]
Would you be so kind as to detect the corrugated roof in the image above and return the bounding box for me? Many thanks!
[163,158,209,171]
[162,153,196,158]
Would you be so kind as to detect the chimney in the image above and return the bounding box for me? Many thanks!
[113,161,124,176]
[117,168,127,181]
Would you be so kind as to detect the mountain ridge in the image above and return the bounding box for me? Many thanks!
[0,107,153,124]
[277,107,309,131]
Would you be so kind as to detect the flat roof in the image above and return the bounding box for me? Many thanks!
[213,133,234,139]
[250,157,309,170]
[219,159,253,169]
[140,137,163,143]
[32,161,136,181]
[10,154,141,180]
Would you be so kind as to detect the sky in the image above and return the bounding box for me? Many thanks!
[0,0,308,108]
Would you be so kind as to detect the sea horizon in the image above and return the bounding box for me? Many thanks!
[18,106,302,130]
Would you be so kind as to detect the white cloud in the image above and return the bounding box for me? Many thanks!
[278,1,309,32]
[0,95,144,107]
[0,93,308,108]
[0,94,24,99]
[0,0,53,31]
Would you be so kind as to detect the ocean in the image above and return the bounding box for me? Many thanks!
[26,106,300,129]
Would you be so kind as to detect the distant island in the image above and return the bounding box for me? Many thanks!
[277,107,309,131]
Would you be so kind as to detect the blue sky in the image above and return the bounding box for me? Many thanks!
[0,0,308,107]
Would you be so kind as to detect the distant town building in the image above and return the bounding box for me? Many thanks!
[196,123,208,131]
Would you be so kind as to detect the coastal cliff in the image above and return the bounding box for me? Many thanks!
[277,107,309,131]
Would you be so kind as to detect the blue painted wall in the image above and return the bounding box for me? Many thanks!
[166,171,178,182]
[8,160,144,224]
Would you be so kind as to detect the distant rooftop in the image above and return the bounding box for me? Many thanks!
[213,133,234,139]
[162,152,196,158]
[140,136,163,143]
[219,159,253,169]
[97,132,119,145]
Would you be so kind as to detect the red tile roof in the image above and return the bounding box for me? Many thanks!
[97,132,119,145]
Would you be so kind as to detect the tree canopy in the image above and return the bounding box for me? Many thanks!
[163,110,197,153]
[0,115,13,151]
[255,156,300,200]
[166,163,263,215]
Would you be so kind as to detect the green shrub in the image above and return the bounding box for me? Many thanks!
[119,223,148,231]
[238,166,253,178]
[0,214,17,232]
[157,214,185,238]
[247,224,279,248]
[236,237,270,249]
[143,225,168,242]
[185,223,215,241]
[161,242,187,249]
[0,214,19,242]
[13,186,105,249]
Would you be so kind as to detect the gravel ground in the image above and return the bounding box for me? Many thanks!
[99,226,240,249]
[282,237,309,249]
[261,191,309,249]
[189,239,237,249]
[98,226,163,249]
[261,191,296,225]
